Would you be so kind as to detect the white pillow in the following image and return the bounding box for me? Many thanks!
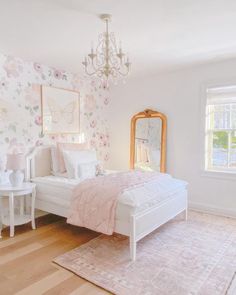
[51,146,59,174]
[78,161,97,179]
[51,171,68,178]
[63,150,97,179]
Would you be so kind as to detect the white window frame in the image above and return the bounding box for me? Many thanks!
[200,82,236,180]
[206,104,236,172]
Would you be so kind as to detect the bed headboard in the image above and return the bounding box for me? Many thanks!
[26,145,52,180]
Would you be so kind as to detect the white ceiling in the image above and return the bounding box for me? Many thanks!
[1,0,236,77]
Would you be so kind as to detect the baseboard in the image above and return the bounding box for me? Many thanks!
[35,209,48,218]
[189,202,236,219]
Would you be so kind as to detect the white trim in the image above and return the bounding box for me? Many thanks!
[200,80,236,180]
[201,169,236,181]
[189,201,236,219]
[35,209,47,218]
[200,82,209,172]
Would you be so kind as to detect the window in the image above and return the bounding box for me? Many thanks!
[205,86,236,172]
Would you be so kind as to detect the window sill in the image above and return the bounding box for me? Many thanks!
[201,169,236,180]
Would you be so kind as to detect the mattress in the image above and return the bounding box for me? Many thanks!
[32,174,187,221]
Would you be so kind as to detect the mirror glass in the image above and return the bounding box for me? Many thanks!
[134,117,162,171]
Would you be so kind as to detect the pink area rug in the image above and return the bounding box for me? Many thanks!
[226,272,236,295]
[54,211,236,295]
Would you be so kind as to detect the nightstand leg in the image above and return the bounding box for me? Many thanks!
[31,188,36,230]
[9,192,14,237]
[20,196,24,215]
[0,197,2,238]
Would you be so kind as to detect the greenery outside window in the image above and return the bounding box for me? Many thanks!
[205,86,236,172]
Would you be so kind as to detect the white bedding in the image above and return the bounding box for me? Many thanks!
[32,174,187,221]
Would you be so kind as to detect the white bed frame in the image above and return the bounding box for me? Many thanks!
[26,146,188,261]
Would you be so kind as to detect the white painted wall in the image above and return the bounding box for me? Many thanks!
[107,59,236,216]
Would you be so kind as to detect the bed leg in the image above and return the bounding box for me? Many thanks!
[130,215,136,261]
[185,208,188,221]
[130,239,136,261]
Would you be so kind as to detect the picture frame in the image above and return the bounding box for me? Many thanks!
[41,85,80,134]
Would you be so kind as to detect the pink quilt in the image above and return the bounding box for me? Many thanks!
[67,171,167,235]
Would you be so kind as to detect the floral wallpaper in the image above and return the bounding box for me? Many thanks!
[0,53,110,165]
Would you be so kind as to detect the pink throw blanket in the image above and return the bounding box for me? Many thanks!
[67,171,167,235]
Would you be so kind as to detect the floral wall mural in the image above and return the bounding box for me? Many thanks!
[0,53,110,165]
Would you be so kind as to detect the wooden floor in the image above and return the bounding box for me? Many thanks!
[0,214,111,295]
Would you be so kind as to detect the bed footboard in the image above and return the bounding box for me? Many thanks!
[129,189,188,261]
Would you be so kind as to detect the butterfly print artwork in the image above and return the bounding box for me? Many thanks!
[42,86,80,134]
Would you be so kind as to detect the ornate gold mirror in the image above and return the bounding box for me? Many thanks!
[130,109,167,172]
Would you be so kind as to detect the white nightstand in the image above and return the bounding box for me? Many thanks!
[0,182,36,238]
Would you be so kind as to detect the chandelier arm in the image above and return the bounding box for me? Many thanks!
[108,65,128,77]
[118,70,130,77]
[118,66,131,76]
[91,57,101,71]
[84,65,103,76]
[108,52,123,68]
[108,58,119,68]
[109,63,130,74]
[94,53,106,68]
[84,58,98,75]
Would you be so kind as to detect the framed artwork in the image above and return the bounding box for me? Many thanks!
[41,86,80,134]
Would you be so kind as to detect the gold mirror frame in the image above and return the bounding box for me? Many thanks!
[130,109,167,172]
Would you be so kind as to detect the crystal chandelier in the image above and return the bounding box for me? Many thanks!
[82,14,131,88]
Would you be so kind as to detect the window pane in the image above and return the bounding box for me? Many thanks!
[212,131,228,167]
[231,105,236,129]
[229,131,236,168]
[232,104,236,110]
[212,105,230,129]
[207,106,214,130]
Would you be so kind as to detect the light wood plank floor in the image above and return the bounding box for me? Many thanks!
[0,214,111,295]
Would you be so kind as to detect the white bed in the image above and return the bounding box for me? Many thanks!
[26,145,188,261]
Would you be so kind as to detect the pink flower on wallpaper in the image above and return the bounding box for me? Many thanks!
[53,69,67,80]
[50,135,56,141]
[34,115,42,126]
[0,78,9,90]
[98,133,109,148]
[84,94,96,111]
[71,74,82,90]
[90,139,97,148]
[50,134,65,142]
[104,97,110,105]
[100,140,109,148]
[33,63,43,73]
[8,139,26,154]
[104,153,109,162]
[3,57,23,78]
[35,140,43,146]
[25,84,40,107]
[99,133,105,142]
[90,120,97,128]
[100,80,109,90]
[54,69,62,79]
